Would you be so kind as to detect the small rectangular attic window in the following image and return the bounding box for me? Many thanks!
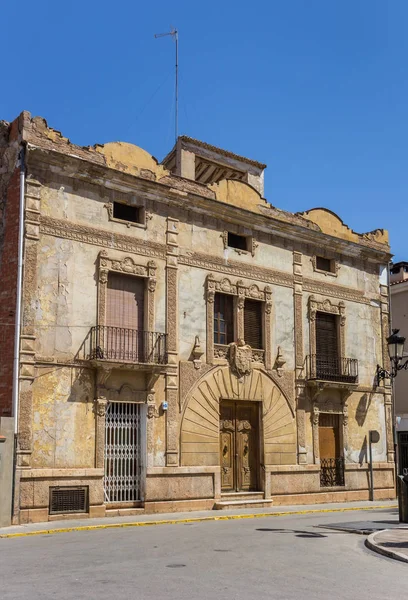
[113,202,141,224]
[316,256,333,273]
[227,232,248,251]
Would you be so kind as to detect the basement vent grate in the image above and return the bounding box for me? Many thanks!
[49,486,89,515]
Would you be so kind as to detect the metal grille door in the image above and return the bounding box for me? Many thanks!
[104,402,143,503]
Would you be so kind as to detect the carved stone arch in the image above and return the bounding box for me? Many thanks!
[180,366,296,467]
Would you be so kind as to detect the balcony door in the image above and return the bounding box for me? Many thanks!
[105,273,145,362]
[316,312,338,379]
[319,413,344,487]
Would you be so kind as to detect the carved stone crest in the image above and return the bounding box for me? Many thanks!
[228,339,252,378]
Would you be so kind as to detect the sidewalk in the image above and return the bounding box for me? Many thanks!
[0,499,397,539]
[366,527,408,563]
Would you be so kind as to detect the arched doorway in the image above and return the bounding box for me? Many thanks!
[180,366,296,492]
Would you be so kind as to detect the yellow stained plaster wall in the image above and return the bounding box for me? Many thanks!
[347,392,387,463]
[300,208,389,246]
[39,180,168,245]
[32,367,95,468]
[95,142,169,179]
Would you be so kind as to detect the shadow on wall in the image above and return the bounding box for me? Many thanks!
[68,368,93,404]
[355,392,373,427]
[359,435,368,466]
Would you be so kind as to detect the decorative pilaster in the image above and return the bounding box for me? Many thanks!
[236,280,246,340]
[342,401,349,458]
[206,274,216,365]
[264,286,273,370]
[312,402,320,464]
[293,251,307,464]
[379,283,394,462]
[94,398,107,469]
[166,217,179,465]
[16,178,42,469]
[94,368,111,469]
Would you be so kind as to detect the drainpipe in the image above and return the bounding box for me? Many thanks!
[12,145,25,435]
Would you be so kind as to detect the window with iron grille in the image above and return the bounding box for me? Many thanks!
[214,293,234,345]
[113,201,142,224]
[244,299,263,349]
[49,486,89,515]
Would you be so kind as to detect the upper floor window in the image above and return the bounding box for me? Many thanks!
[316,257,332,272]
[316,311,338,360]
[244,299,263,350]
[227,232,248,251]
[214,293,234,345]
[113,202,142,224]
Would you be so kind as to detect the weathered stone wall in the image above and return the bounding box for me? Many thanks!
[2,111,393,522]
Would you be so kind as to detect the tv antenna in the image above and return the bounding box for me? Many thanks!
[154,27,178,143]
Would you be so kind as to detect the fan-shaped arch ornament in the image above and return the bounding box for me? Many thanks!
[180,366,297,467]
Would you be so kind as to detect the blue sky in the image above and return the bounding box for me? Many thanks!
[2,1,407,260]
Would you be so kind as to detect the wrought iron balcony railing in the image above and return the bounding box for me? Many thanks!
[306,355,358,384]
[87,326,167,365]
[320,457,345,487]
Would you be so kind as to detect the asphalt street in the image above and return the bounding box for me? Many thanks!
[1,507,407,600]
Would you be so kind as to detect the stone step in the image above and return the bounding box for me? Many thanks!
[221,492,264,502]
[214,498,274,510]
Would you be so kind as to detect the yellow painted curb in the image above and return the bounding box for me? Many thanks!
[0,504,397,539]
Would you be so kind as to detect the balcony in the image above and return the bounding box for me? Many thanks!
[306,355,358,384]
[86,326,167,366]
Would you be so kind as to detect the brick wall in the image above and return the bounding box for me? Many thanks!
[0,167,20,416]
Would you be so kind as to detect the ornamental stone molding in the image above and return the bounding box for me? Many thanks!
[97,250,156,331]
[308,295,346,361]
[205,274,273,369]
[40,215,166,259]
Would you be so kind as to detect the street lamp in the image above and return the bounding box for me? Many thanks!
[377,329,408,385]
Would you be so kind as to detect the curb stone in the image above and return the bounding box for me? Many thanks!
[0,503,397,540]
[365,530,408,564]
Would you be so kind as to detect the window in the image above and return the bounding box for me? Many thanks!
[113,202,141,224]
[227,232,248,252]
[391,266,401,275]
[244,299,263,349]
[316,256,333,273]
[107,273,145,330]
[315,312,338,377]
[214,293,234,345]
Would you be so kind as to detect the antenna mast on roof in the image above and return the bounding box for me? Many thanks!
[154,27,178,143]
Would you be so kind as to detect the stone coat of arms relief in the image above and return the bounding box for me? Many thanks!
[228,339,252,378]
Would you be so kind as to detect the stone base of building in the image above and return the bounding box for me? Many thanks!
[13,462,396,525]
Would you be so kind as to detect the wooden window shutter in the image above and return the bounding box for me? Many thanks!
[244,300,263,349]
[319,413,340,459]
[106,273,145,330]
[316,312,338,358]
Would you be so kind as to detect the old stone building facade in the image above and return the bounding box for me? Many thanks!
[0,111,395,524]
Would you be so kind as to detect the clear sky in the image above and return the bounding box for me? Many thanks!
[2,1,407,261]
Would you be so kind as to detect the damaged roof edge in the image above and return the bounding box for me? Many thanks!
[5,110,390,251]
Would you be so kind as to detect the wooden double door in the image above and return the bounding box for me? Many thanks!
[220,401,260,492]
